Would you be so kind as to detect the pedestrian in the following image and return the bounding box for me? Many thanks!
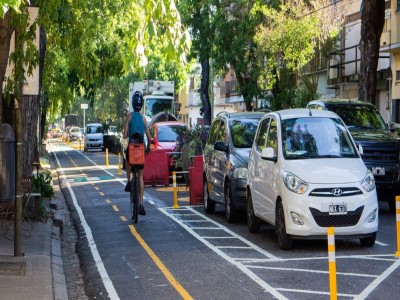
[123,91,153,215]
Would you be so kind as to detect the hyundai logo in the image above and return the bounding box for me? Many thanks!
[331,188,342,196]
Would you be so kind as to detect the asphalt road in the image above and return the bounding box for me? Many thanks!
[49,139,400,300]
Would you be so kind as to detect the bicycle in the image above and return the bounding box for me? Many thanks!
[128,132,149,223]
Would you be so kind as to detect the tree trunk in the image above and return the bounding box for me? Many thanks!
[358,0,385,102]
[200,58,211,125]
[0,10,14,123]
[236,74,252,111]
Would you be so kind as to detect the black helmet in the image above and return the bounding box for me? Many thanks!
[132,91,144,110]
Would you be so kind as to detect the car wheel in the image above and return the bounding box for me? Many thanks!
[275,201,293,250]
[247,191,261,233]
[225,182,238,223]
[203,179,215,214]
[360,232,376,247]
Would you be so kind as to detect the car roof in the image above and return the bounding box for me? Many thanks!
[154,121,186,126]
[216,111,266,120]
[308,98,376,108]
[86,123,102,127]
[266,108,340,120]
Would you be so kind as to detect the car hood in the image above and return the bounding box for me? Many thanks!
[284,159,367,184]
[230,147,251,168]
[349,129,398,145]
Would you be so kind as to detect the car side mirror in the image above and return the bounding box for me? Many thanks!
[358,144,364,155]
[214,141,228,153]
[261,147,277,162]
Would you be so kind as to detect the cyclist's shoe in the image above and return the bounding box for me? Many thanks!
[124,182,131,192]
[139,205,146,216]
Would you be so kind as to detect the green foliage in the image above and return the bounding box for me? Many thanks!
[176,124,209,156]
[0,0,23,17]
[32,171,54,199]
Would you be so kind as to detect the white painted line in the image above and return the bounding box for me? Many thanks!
[159,207,286,300]
[354,257,400,299]
[276,288,356,298]
[375,240,389,246]
[191,227,223,230]
[203,236,236,239]
[247,266,378,278]
[216,246,252,249]
[266,254,397,263]
[53,149,120,300]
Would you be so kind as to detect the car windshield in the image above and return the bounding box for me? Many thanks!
[144,98,173,118]
[158,125,184,142]
[87,125,103,134]
[328,104,386,130]
[230,119,260,148]
[70,128,80,133]
[282,117,358,159]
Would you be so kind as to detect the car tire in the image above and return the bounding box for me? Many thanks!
[204,178,215,214]
[247,191,261,233]
[275,201,293,250]
[360,232,376,247]
[225,182,238,223]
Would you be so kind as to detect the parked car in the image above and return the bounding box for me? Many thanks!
[68,126,83,142]
[149,121,187,171]
[203,111,266,222]
[84,123,104,152]
[48,128,62,139]
[246,108,378,250]
[307,99,400,213]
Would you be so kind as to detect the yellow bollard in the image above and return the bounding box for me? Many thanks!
[172,171,180,209]
[395,196,400,257]
[118,153,123,175]
[327,227,337,300]
[106,148,109,167]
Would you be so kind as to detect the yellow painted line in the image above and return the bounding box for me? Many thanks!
[120,216,127,222]
[106,199,112,204]
[128,225,193,300]
[99,192,105,196]
[112,205,119,212]
[94,186,99,191]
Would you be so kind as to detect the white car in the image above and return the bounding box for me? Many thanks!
[84,123,104,152]
[246,109,378,250]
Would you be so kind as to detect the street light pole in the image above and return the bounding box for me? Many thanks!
[81,103,88,129]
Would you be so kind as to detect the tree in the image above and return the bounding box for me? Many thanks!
[358,0,385,102]
[253,0,341,110]
[179,0,214,125]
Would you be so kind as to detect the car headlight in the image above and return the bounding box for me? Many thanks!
[234,167,247,179]
[361,170,375,192]
[283,171,308,194]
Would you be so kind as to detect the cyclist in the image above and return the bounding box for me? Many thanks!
[123,91,152,215]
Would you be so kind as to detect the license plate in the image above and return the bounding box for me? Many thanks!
[371,167,385,176]
[329,204,347,215]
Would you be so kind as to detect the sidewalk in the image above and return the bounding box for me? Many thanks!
[0,155,68,300]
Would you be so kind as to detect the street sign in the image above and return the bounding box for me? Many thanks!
[81,103,88,109]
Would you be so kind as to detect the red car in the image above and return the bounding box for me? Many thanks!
[150,121,187,171]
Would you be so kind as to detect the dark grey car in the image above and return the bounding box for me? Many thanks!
[203,111,265,222]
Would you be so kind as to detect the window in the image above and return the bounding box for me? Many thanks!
[217,120,228,144]
[398,0,400,11]
[266,119,278,154]
[208,120,220,145]
[396,70,400,81]
[255,118,270,152]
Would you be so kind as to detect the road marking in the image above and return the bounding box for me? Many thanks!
[355,257,400,299]
[375,240,389,246]
[120,216,127,222]
[52,149,120,300]
[248,266,378,278]
[128,225,193,300]
[112,205,119,212]
[99,192,105,196]
[159,207,286,300]
[276,288,356,298]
